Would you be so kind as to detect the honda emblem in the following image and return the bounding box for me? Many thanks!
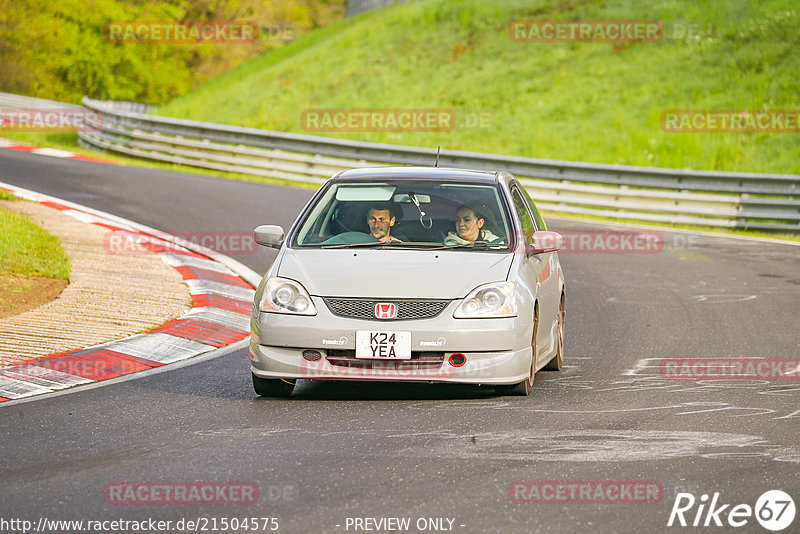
[374,303,397,319]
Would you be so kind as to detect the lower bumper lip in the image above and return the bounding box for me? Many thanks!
[250,341,532,385]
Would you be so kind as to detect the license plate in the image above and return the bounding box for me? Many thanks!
[355,331,411,359]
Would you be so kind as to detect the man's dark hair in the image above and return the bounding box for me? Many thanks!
[368,201,399,219]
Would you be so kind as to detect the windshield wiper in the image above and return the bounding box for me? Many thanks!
[430,241,507,250]
[383,241,443,248]
[321,241,444,249]
[320,241,385,249]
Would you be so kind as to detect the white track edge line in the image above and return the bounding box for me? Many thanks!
[0,180,263,286]
[0,338,249,407]
[0,180,261,406]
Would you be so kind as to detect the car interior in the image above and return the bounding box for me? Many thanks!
[297,184,509,246]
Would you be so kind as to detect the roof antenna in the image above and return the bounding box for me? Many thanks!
[434,146,440,168]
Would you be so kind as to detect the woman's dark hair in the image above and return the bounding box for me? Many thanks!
[456,204,485,221]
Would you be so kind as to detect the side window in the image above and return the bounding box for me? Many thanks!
[521,187,546,230]
[510,188,536,244]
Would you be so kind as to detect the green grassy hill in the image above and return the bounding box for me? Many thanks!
[0,0,344,104]
[156,0,799,174]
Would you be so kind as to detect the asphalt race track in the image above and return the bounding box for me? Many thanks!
[1,150,799,533]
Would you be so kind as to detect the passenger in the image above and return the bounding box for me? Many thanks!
[366,202,401,242]
[444,205,501,245]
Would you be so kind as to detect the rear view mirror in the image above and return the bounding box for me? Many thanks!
[393,193,431,204]
[254,225,285,249]
[530,231,563,254]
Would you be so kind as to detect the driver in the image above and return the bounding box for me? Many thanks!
[367,202,401,242]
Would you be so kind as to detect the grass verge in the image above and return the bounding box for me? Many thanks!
[0,195,71,318]
[0,197,70,278]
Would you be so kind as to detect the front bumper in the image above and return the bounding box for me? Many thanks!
[249,297,533,385]
[250,342,531,385]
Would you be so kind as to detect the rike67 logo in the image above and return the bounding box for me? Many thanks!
[668,490,795,531]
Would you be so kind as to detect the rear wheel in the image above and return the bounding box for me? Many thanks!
[543,295,565,371]
[252,373,295,398]
[496,310,538,396]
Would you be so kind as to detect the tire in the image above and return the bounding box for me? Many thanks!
[495,375,533,396]
[252,373,295,398]
[543,295,565,371]
[496,310,538,396]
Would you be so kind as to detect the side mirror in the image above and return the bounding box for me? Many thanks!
[530,231,563,254]
[254,225,285,249]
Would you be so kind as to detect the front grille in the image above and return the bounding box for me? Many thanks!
[326,350,444,370]
[323,298,449,320]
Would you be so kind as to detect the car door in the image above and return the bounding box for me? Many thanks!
[523,186,561,352]
[509,183,559,363]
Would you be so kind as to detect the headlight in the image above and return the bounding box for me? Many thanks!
[454,282,517,318]
[259,277,317,315]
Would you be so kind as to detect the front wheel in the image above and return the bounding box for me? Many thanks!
[252,373,295,398]
[495,373,533,396]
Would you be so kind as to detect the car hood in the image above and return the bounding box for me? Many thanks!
[278,248,513,299]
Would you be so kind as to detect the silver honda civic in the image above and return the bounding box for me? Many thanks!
[250,167,565,397]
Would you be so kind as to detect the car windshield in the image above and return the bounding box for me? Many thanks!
[293,180,511,250]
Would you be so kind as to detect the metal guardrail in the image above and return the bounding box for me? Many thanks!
[0,92,83,109]
[75,97,800,232]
